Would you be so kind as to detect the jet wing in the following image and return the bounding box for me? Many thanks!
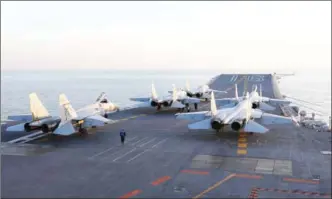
[175,111,209,121]
[243,120,269,133]
[129,97,151,102]
[262,97,291,105]
[215,98,239,107]
[181,97,201,104]
[7,115,33,122]
[81,115,115,128]
[209,89,228,93]
[252,111,295,125]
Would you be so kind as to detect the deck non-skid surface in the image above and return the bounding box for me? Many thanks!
[1,74,331,198]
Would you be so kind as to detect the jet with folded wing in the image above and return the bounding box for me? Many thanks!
[215,83,292,111]
[175,91,298,134]
[76,92,120,118]
[6,93,62,133]
[169,80,227,101]
[6,93,115,136]
[53,93,116,135]
[130,83,201,112]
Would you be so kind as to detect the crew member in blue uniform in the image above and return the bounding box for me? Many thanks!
[120,129,126,145]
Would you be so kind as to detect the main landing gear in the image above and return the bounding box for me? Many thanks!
[194,103,198,110]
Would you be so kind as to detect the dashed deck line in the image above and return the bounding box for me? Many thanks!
[248,187,331,199]
[118,189,142,199]
[150,176,171,186]
[283,177,320,185]
[181,169,210,175]
[237,132,248,155]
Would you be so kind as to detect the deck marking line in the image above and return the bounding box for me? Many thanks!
[139,138,157,147]
[131,137,149,145]
[238,138,247,142]
[238,143,247,148]
[151,138,168,148]
[112,148,136,162]
[151,176,171,186]
[89,147,114,159]
[283,177,319,184]
[235,173,263,179]
[237,149,247,155]
[118,189,142,199]
[192,173,236,199]
[181,170,210,175]
[126,149,149,163]
[127,136,138,142]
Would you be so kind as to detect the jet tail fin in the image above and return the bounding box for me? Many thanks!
[172,84,178,101]
[235,84,239,100]
[29,93,49,120]
[151,83,158,100]
[96,92,107,102]
[210,92,218,116]
[185,80,190,92]
[59,94,78,121]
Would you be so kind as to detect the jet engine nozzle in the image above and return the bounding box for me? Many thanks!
[195,93,203,98]
[252,102,259,109]
[186,92,194,97]
[151,101,158,107]
[211,118,224,130]
[231,120,245,131]
[163,101,171,107]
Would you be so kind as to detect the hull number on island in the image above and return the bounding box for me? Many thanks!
[229,75,265,83]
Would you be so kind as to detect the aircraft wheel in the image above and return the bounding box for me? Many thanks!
[194,103,198,110]
[79,128,88,135]
[104,113,108,118]
[187,107,190,112]
[205,98,208,102]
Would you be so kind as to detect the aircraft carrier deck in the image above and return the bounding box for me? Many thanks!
[1,74,331,198]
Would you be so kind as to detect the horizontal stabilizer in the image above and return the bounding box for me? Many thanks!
[259,113,295,125]
[171,101,185,108]
[6,123,26,132]
[82,115,114,128]
[188,118,212,130]
[53,121,76,136]
[130,97,150,102]
[175,111,209,121]
[243,120,269,134]
[7,115,33,122]
[259,102,276,111]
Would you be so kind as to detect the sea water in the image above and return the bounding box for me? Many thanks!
[1,70,330,123]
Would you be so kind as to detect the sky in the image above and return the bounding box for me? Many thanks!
[1,1,331,72]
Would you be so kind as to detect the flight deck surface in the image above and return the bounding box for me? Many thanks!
[1,74,331,198]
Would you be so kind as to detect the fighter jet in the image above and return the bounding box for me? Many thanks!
[6,93,114,136]
[175,91,297,134]
[216,84,292,111]
[77,92,120,118]
[169,80,227,101]
[130,83,201,112]
[6,93,62,133]
[53,93,116,135]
